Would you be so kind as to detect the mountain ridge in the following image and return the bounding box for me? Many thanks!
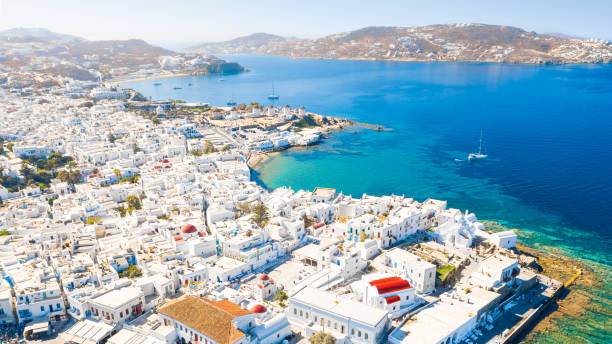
[186,24,612,64]
[0,28,247,82]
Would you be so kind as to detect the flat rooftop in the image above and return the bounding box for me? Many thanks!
[90,286,142,309]
[213,256,246,270]
[312,187,336,198]
[390,300,475,344]
[61,319,114,344]
[292,286,387,326]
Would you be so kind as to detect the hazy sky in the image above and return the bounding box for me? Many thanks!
[1,0,611,49]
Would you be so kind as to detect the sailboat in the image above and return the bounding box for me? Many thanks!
[226,93,237,106]
[468,130,488,161]
[267,84,279,100]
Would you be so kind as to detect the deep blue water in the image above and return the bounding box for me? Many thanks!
[122,56,612,266]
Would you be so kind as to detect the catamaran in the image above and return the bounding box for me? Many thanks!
[267,84,279,100]
[468,130,488,161]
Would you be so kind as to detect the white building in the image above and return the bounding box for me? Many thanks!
[489,230,517,249]
[357,274,417,319]
[469,255,519,289]
[0,280,16,324]
[385,248,436,294]
[88,284,145,324]
[288,286,389,344]
[158,295,258,344]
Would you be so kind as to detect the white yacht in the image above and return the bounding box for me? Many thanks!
[267,84,279,100]
[468,130,488,161]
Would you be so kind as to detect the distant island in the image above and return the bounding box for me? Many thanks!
[187,24,612,65]
[0,28,247,85]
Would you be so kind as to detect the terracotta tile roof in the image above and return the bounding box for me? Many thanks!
[158,295,249,344]
[203,299,252,317]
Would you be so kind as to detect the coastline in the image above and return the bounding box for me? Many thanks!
[247,119,387,170]
[197,53,612,66]
[125,69,612,343]
[109,70,248,85]
[251,144,608,343]
[108,71,194,85]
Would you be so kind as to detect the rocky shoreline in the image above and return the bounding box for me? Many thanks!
[482,220,610,342]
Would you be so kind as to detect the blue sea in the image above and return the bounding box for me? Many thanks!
[122,55,612,342]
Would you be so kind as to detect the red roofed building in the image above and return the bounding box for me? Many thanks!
[251,304,267,314]
[251,273,277,301]
[182,224,197,234]
[362,274,416,319]
[158,295,255,344]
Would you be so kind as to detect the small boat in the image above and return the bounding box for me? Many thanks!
[153,82,162,86]
[468,130,488,161]
[227,93,237,106]
[267,84,279,100]
[454,158,464,162]
[173,87,182,90]
[219,78,225,82]
[188,83,192,86]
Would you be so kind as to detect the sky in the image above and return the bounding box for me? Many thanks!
[1,0,611,50]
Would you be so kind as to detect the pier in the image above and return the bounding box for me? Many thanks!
[481,274,566,344]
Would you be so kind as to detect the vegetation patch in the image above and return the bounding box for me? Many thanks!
[292,115,320,129]
[119,265,143,279]
[436,265,455,282]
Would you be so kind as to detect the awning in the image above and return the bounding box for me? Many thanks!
[24,321,49,335]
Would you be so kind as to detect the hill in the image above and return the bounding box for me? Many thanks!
[186,24,612,64]
[188,32,286,54]
[0,27,83,42]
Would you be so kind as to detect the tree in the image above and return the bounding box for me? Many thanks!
[20,162,33,179]
[119,265,143,279]
[114,207,127,217]
[359,231,368,242]
[237,201,251,215]
[221,144,231,152]
[57,169,82,185]
[252,201,269,228]
[7,142,14,152]
[151,116,161,125]
[107,133,116,143]
[309,331,336,344]
[126,195,142,210]
[67,170,82,184]
[86,217,100,225]
[204,140,217,154]
[274,290,288,302]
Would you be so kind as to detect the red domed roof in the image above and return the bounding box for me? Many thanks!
[251,304,267,313]
[173,235,184,242]
[161,158,170,163]
[182,224,197,234]
[258,273,269,281]
[198,231,207,237]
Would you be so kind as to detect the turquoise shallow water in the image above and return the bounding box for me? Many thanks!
[122,55,612,342]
